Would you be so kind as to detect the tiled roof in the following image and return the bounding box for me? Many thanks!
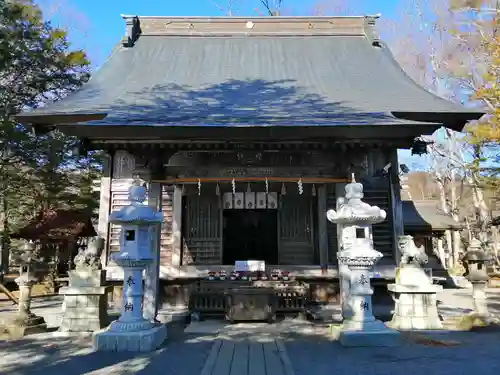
[17,16,483,130]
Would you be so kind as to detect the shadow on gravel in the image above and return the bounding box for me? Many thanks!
[0,324,214,375]
[284,329,500,375]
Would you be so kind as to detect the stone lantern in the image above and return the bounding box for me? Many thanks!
[462,238,493,318]
[5,242,47,338]
[327,175,400,347]
[92,185,167,352]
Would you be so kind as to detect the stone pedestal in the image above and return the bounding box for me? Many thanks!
[92,184,167,352]
[337,256,401,347]
[387,284,443,330]
[387,239,443,331]
[59,269,111,332]
[5,275,47,339]
[92,258,167,351]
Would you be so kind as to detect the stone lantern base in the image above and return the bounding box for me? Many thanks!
[92,322,167,352]
[336,319,402,347]
[5,314,47,339]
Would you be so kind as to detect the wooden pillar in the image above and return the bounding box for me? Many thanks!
[171,185,183,268]
[317,185,329,270]
[336,182,350,318]
[98,154,112,267]
[144,182,162,321]
[389,150,404,263]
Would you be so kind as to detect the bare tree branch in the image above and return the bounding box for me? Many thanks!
[208,0,234,16]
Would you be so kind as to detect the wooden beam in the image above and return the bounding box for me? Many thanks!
[0,283,18,305]
[153,177,348,184]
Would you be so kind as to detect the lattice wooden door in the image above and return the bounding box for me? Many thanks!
[183,194,222,265]
[278,194,315,265]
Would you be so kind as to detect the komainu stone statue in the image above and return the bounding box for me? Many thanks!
[387,235,443,330]
[396,235,430,286]
[59,237,110,332]
[73,237,105,270]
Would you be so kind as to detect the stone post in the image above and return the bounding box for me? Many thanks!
[327,175,400,347]
[92,184,167,352]
[5,242,47,338]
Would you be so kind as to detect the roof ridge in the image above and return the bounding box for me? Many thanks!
[120,15,379,44]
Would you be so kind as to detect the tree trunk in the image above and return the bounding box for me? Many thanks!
[435,169,453,268]
[449,169,462,266]
[0,191,10,274]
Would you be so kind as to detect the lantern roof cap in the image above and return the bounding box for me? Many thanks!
[327,174,386,225]
[109,185,163,224]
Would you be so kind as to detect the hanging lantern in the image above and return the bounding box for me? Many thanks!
[411,138,430,155]
[232,178,236,195]
[215,182,220,196]
[265,178,269,194]
[297,178,304,195]
[281,182,286,195]
[197,179,201,196]
[311,184,316,197]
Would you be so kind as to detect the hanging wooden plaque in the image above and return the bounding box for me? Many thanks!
[256,192,267,209]
[245,192,256,209]
[234,192,244,209]
[267,193,278,209]
[223,192,233,209]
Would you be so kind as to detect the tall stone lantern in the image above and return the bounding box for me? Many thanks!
[327,175,400,347]
[92,185,167,352]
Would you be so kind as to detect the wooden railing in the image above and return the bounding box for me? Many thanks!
[189,279,309,317]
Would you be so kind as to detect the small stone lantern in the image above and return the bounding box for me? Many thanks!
[92,184,167,352]
[5,242,47,338]
[462,238,493,318]
[327,175,400,347]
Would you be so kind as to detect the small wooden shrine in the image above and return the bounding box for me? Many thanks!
[10,209,96,275]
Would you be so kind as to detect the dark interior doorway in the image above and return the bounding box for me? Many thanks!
[223,209,278,265]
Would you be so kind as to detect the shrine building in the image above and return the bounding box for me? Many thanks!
[17,16,483,306]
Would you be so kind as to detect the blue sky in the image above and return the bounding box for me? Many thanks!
[38,0,401,68]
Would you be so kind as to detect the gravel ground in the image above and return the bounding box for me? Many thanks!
[285,330,500,375]
[0,324,215,375]
[1,288,499,375]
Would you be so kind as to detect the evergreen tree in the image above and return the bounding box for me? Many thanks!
[0,0,97,271]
